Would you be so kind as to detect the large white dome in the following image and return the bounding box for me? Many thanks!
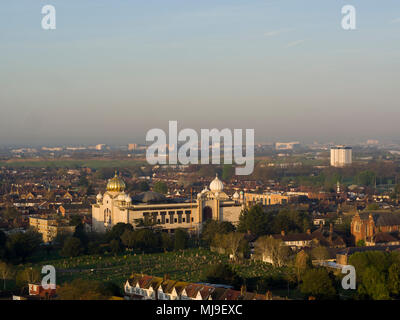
[209,174,224,192]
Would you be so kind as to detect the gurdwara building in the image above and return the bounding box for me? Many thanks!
[92,173,244,234]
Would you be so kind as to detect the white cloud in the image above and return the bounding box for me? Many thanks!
[285,40,305,48]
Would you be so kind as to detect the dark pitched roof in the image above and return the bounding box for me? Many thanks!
[311,229,346,247]
[184,283,203,298]
[199,285,215,300]
[337,245,400,256]
[372,232,400,243]
[210,287,227,300]
[272,233,313,241]
[160,280,178,294]
[220,289,242,301]
[133,191,166,204]
[358,212,400,226]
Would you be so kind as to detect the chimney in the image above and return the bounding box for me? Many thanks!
[281,230,285,236]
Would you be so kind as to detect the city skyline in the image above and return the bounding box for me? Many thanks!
[1,0,400,145]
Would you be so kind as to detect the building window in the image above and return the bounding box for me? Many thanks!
[161,211,166,224]
[177,211,183,223]
[169,211,174,224]
[185,210,191,222]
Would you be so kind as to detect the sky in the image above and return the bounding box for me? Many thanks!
[1,0,400,146]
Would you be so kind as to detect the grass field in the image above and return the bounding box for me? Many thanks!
[22,249,290,292]
[0,159,146,169]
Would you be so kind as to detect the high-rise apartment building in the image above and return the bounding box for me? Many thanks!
[330,146,352,167]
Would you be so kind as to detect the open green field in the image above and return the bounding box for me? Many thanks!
[23,249,290,292]
[0,159,146,169]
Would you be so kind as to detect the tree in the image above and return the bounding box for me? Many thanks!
[388,263,400,297]
[300,268,337,300]
[201,220,235,246]
[254,236,291,267]
[57,279,112,300]
[120,230,136,249]
[0,231,6,259]
[237,205,274,237]
[356,239,366,247]
[16,267,41,293]
[311,246,330,261]
[106,223,133,242]
[153,181,168,194]
[73,223,89,249]
[358,267,390,300]
[61,237,83,257]
[272,209,311,234]
[161,232,174,251]
[78,175,89,188]
[70,215,83,226]
[1,207,19,221]
[295,250,312,280]
[349,251,394,300]
[201,264,241,289]
[134,229,160,251]
[6,230,43,263]
[87,241,103,255]
[110,239,122,255]
[357,170,376,187]
[174,229,189,250]
[222,233,242,261]
[0,261,14,290]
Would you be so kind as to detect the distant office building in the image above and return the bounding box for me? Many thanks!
[96,144,105,150]
[42,147,63,152]
[128,143,138,151]
[330,146,352,167]
[366,139,379,145]
[275,141,300,150]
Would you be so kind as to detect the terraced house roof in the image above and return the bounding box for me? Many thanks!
[126,273,283,300]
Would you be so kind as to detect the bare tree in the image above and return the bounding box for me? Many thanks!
[0,261,15,290]
[254,236,289,267]
[311,246,329,261]
[225,233,245,261]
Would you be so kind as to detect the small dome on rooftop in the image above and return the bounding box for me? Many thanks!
[209,174,224,192]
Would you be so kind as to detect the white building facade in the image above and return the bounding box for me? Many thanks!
[330,146,352,167]
[92,173,244,234]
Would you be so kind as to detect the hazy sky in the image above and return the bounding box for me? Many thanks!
[1,0,400,146]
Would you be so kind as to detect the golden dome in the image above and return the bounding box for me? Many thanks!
[107,171,126,192]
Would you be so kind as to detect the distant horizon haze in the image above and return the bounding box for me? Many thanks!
[1,1,399,145]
